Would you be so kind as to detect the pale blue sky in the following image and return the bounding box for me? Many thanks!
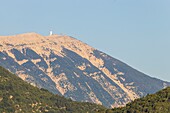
[0,0,170,81]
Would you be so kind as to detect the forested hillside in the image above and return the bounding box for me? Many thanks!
[0,66,106,113]
[108,87,170,113]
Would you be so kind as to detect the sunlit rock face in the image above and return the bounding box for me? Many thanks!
[0,33,169,108]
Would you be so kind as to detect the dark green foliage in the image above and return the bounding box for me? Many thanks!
[110,87,170,113]
[0,66,106,113]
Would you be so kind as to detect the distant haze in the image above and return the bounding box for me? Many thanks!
[0,0,170,81]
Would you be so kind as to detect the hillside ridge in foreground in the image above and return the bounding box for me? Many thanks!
[0,66,106,113]
[109,87,170,113]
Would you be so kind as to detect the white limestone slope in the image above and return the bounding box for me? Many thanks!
[0,33,168,108]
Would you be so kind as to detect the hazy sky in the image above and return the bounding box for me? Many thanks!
[0,0,170,81]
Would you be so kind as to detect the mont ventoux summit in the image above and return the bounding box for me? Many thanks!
[0,32,169,108]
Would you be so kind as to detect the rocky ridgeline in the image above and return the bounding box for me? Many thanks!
[0,33,169,108]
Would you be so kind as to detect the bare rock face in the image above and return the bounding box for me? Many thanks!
[0,33,169,108]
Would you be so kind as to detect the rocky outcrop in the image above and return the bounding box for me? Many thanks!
[0,33,169,108]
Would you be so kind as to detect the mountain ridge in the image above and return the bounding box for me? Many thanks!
[0,33,169,108]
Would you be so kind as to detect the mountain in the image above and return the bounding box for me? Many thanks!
[0,66,106,113]
[109,87,170,113]
[0,33,169,108]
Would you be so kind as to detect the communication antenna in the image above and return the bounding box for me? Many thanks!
[50,31,53,36]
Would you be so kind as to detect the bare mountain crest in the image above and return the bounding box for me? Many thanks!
[0,33,169,108]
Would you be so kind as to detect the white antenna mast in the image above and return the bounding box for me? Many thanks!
[50,31,53,36]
